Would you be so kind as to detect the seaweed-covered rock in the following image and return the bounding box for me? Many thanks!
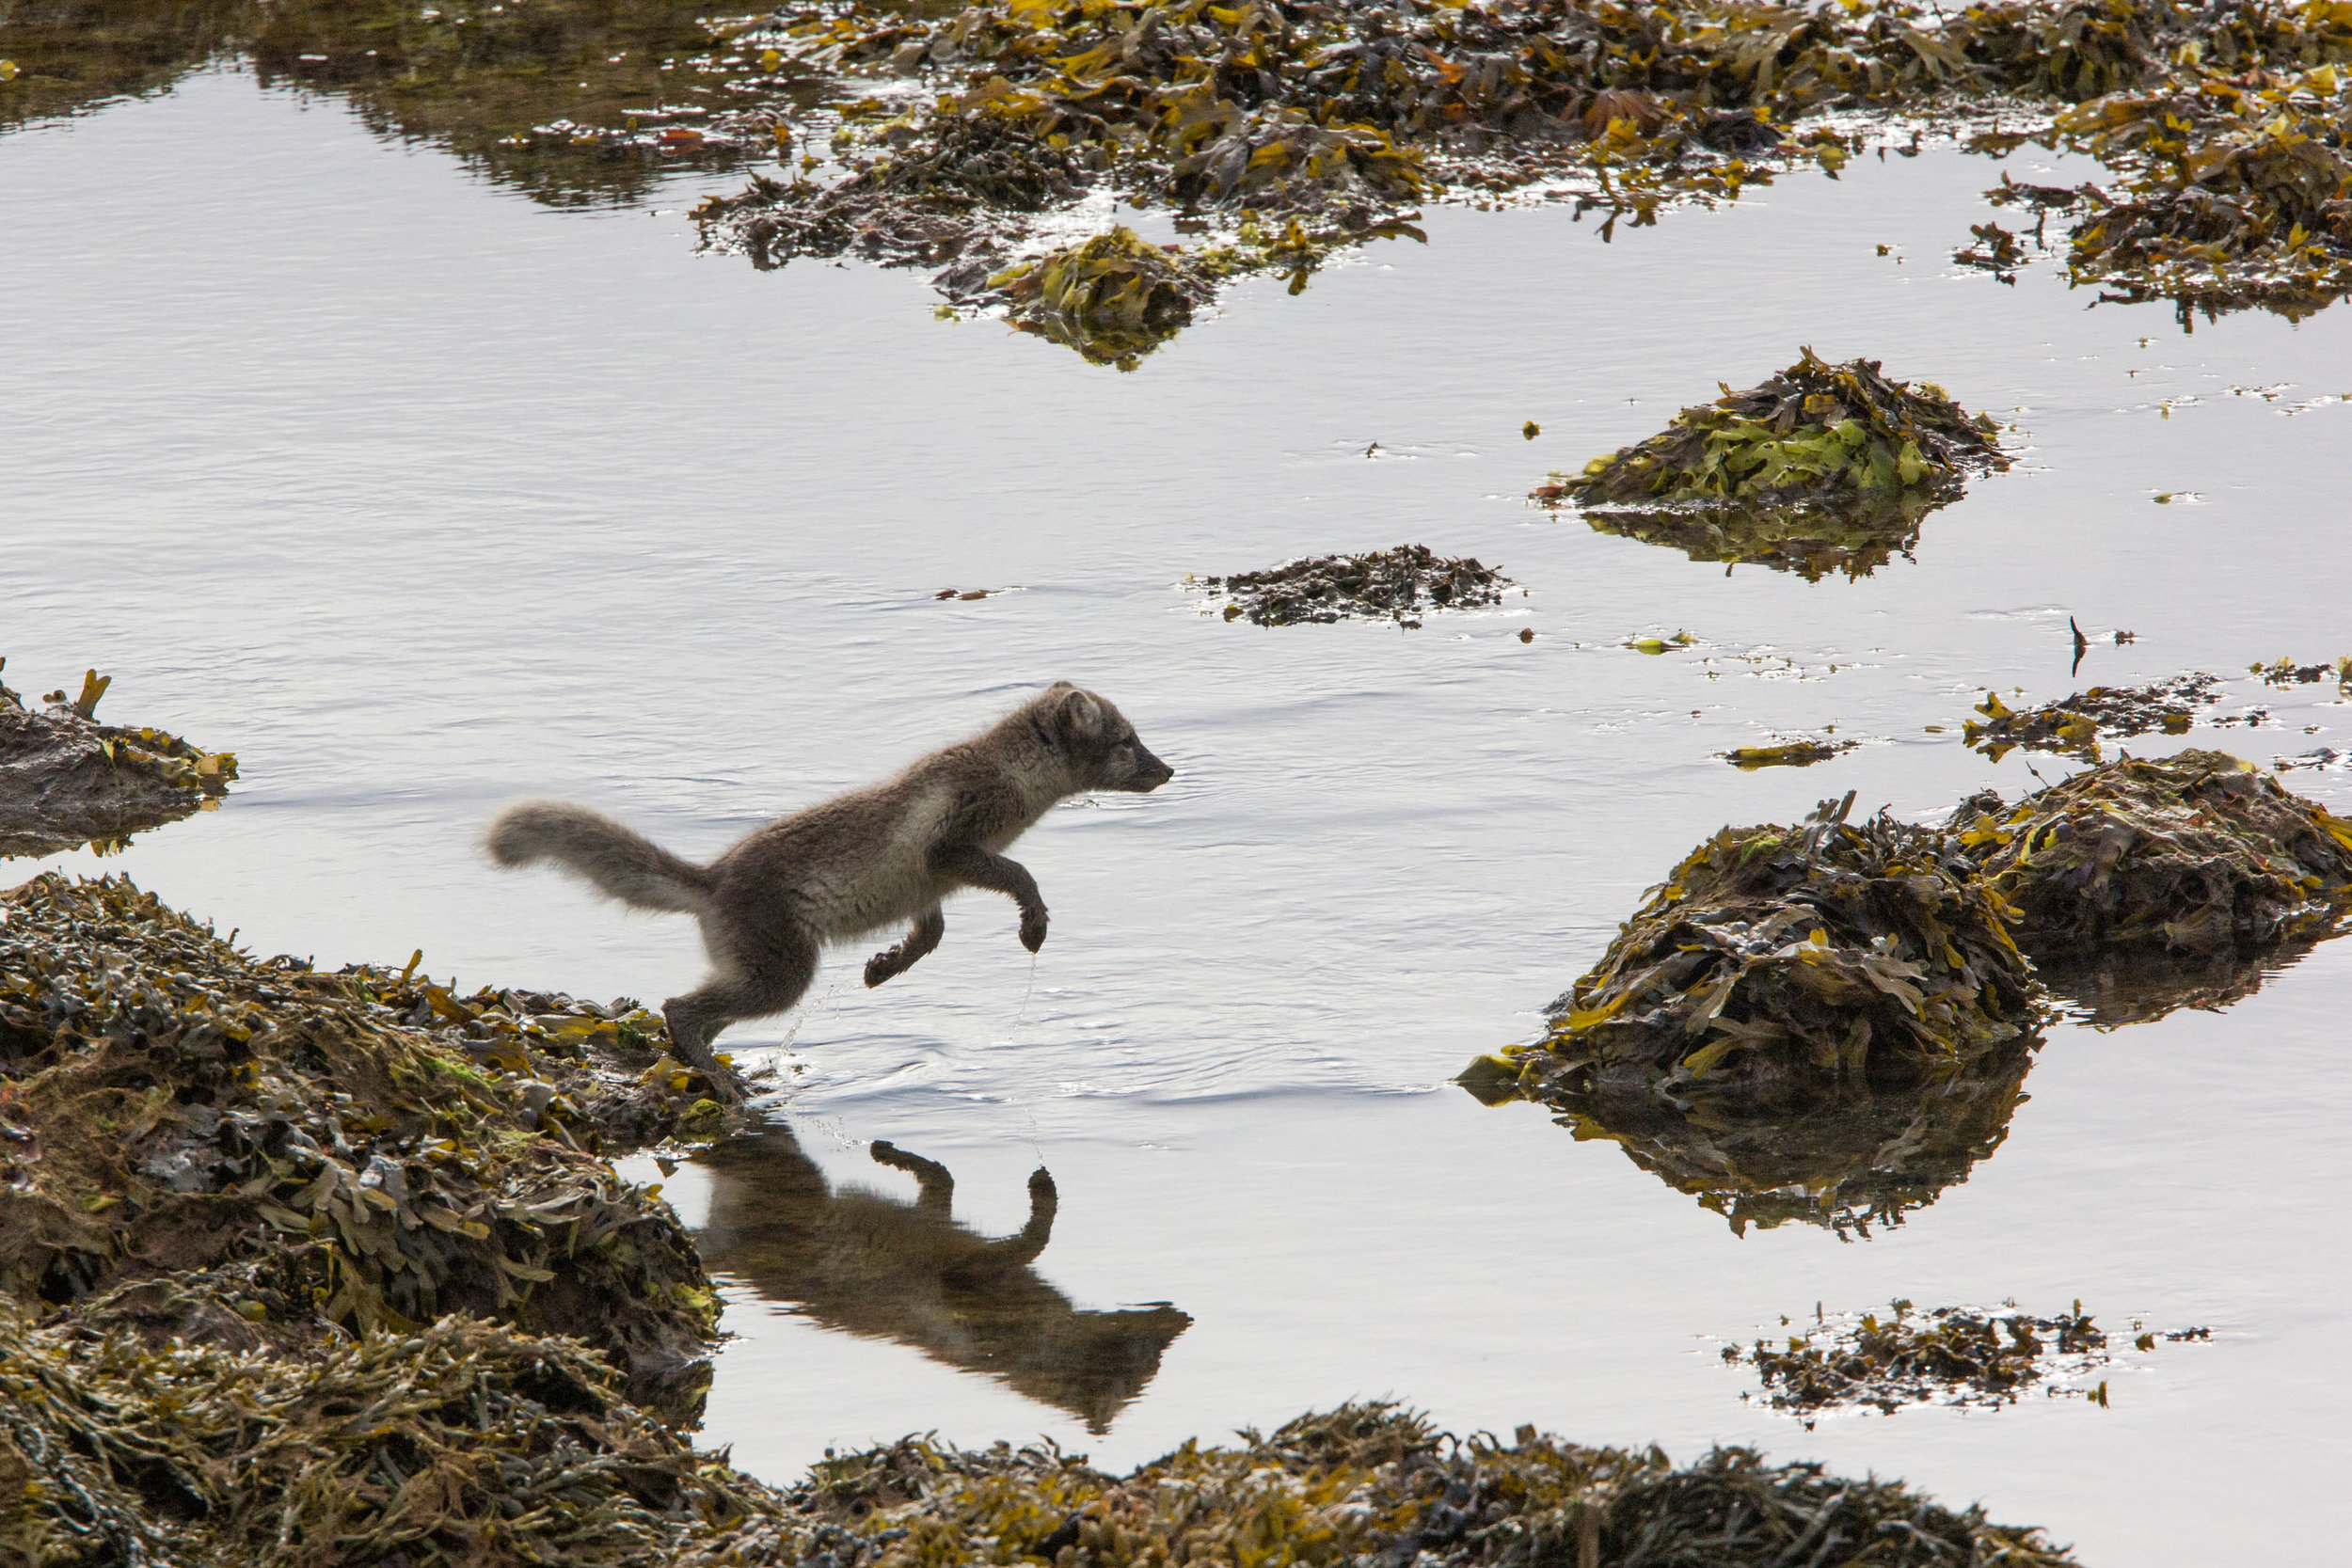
[992,226,1218,369]
[0,1386,2078,1568]
[1953,749,2352,956]
[1200,545,1510,626]
[771,1403,2077,1568]
[0,1304,794,1568]
[1474,792,2035,1108]
[1963,673,2219,761]
[0,665,236,858]
[1553,350,2008,514]
[0,875,719,1417]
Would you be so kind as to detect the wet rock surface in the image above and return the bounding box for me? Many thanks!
[1199,545,1510,626]
[0,666,235,859]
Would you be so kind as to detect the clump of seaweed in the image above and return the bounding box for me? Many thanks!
[1725,737,1856,769]
[1962,673,2220,761]
[1551,347,2007,515]
[2048,61,2352,324]
[2250,653,2352,688]
[1724,1299,2109,1418]
[0,663,237,858]
[0,874,722,1416]
[1952,748,2352,957]
[992,226,1219,368]
[1475,791,2035,1109]
[1199,545,1510,626]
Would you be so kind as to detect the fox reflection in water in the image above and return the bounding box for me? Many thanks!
[693,1125,1189,1432]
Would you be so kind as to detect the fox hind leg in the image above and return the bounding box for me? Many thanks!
[863,904,945,989]
[663,927,818,1102]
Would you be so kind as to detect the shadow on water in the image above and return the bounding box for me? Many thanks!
[1467,1039,2039,1240]
[692,1123,1189,1433]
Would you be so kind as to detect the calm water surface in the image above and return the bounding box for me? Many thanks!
[6,65,2351,1564]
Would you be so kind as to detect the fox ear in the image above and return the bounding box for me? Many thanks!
[1057,688,1104,743]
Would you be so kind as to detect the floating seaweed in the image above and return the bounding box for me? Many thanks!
[0,661,236,858]
[1724,1299,2110,1418]
[2250,653,2352,689]
[695,1125,1189,1433]
[1725,737,1856,769]
[1952,748,2352,958]
[0,874,723,1416]
[1467,791,2036,1115]
[1961,673,2220,761]
[1198,545,1509,627]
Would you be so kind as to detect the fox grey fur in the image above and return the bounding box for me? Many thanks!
[485,682,1172,1100]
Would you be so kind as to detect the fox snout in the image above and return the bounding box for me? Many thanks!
[1123,744,1175,792]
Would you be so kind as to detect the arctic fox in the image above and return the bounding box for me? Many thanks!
[486,682,1172,1099]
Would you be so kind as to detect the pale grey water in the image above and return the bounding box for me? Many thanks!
[6,64,2351,1563]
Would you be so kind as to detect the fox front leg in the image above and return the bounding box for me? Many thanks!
[932,843,1049,953]
[864,905,946,989]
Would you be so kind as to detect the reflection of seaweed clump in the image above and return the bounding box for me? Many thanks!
[777,1403,2077,1568]
[1954,748,2352,957]
[0,664,237,858]
[0,875,719,1417]
[1479,791,2035,1106]
[1962,673,2220,761]
[1539,351,2007,578]
[1201,544,1509,626]
[1518,1043,2036,1236]
[1725,1299,2108,1416]
[1567,490,1944,581]
[992,226,1218,369]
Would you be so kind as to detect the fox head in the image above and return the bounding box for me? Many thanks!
[1042,683,1174,794]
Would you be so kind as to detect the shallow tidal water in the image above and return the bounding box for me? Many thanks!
[7,63,2352,1563]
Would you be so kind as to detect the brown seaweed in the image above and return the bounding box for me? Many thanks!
[0,663,236,859]
[1952,748,2352,957]
[1199,544,1510,626]
[1961,673,2219,762]
[1724,1299,2110,1417]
